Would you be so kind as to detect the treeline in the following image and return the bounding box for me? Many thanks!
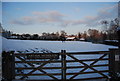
[11,31,66,41]
[2,29,107,42]
[1,18,119,43]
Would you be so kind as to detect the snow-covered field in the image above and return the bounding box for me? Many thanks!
[2,37,118,53]
[1,36,118,80]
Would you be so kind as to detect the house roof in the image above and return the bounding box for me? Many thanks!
[66,37,76,40]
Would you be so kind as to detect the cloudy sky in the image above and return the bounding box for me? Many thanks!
[2,2,118,35]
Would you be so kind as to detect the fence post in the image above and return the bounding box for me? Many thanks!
[61,50,66,81]
[2,51,15,81]
[109,48,120,80]
[11,51,15,80]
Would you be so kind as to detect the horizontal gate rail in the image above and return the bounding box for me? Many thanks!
[62,51,109,55]
[15,58,109,63]
[15,64,110,70]
[14,51,109,55]
[27,77,107,81]
[15,70,109,76]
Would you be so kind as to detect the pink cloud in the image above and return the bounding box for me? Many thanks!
[74,8,81,12]
[10,4,117,27]
[22,16,32,20]
[16,8,21,10]
[32,11,65,17]
[33,11,66,23]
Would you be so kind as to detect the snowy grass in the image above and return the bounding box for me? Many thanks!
[2,38,118,53]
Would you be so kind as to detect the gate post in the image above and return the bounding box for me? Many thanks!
[2,51,15,81]
[61,50,66,81]
[109,48,120,80]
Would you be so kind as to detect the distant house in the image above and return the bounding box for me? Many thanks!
[79,38,85,41]
[66,36,76,41]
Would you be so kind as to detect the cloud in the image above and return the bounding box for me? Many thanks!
[72,4,118,27]
[11,4,117,27]
[22,16,33,21]
[60,4,117,27]
[11,11,66,25]
[11,16,35,25]
[33,11,65,17]
[16,8,21,10]
[74,8,80,12]
[33,11,65,22]
[11,20,34,25]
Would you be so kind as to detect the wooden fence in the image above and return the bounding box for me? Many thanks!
[2,48,119,81]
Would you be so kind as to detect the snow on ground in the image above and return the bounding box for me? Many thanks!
[1,37,118,80]
[2,37,118,53]
[105,40,118,42]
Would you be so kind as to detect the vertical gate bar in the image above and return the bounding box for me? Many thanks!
[109,48,115,79]
[2,51,15,81]
[11,51,15,80]
[109,48,118,80]
[61,50,66,81]
[2,51,5,81]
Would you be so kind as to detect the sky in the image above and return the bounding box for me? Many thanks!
[0,1,1,23]
[2,2,118,35]
[2,0,120,2]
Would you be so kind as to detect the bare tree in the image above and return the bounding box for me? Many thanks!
[101,20,109,33]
